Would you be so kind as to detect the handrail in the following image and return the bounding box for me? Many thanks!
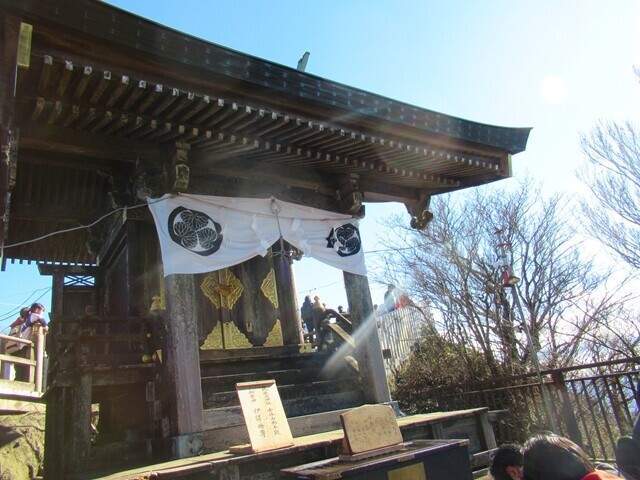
[427,359,640,462]
[0,329,46,394]
[0,332,33,346]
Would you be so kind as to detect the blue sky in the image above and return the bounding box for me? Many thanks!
[1,1,640,329]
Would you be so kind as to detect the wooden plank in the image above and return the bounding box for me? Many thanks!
[0,353,35,366]
[326,323,354,348]
[203,390,364,431]
[235,379,294,453]
[0,378,35,391]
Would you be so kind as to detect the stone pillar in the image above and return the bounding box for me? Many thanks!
[343,271,391,404]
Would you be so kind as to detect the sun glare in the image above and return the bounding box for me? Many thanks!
[540,74,568,104]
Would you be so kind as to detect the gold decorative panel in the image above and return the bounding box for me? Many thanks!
[263,319,283,347]
[223,321,253,349]
[201,269,244,310]
[260,268,279,309]
[201,322,223,350]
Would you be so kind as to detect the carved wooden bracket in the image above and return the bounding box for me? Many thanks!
[169,141,190,192]
[337,173,364,217]
[405,192,433,230]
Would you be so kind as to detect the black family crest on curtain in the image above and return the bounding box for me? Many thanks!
[168,206,223,256]
[326,223,361,257]
[150,194,367,276]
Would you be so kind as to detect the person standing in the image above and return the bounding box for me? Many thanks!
[9,307,30,331]
[7,307,30,380]
[384,285,397,313]
[312,296,329,348]
[15,303,48,382]
[300,295,314,335]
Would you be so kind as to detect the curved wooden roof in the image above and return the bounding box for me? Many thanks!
[0,0,530,266]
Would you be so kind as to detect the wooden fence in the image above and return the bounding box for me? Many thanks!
[377,306,427,374]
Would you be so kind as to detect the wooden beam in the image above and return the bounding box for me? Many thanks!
[62,104,80,127]
[105,74,129,107]
[73,65,92,100]
[74,106,95,130]
[136,83,163,114]
[10,201,105,223]
[18,121,167,162]
[196,163,336,197]
[38,55,53,92]
[46,100,62,124]
[30,96,44,120]
[151,86,179,116]
[55,60,73,96]
[89,70,111,104]
[90,110,113,133]
[121,79,146,110]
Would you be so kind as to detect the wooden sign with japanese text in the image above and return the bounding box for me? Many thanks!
[340,404,403,455]
[235,379,294,453]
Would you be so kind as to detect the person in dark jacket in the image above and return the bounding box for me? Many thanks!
[300,295,314,335]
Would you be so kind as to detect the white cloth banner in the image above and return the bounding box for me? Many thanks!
[147,194,367,277]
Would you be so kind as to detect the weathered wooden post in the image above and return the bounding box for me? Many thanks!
[274,243,304,345]
[34,327,44,393]
[343,271,391,404]
[164,274,204,457]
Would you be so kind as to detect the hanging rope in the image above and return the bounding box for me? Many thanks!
[270,197,288,258]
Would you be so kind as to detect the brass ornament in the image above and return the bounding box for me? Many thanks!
[201,269,244,310]
[263,319,283,347]
[201,322,224,350]
[223,321,253,349]
[261,268,279,309]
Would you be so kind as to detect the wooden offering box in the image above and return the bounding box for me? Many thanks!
[280,439,473,480]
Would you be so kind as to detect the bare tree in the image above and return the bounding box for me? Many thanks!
[373,178,633,375]
[579,70,640,269]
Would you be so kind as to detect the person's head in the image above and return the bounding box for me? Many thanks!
[523,434,594,480]
[20,307,30,318]
[30,302,45,314]
[304,295,311,303]
[387,284,395,291]
[490,443,523,480]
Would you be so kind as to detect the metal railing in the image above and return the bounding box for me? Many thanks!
[427,357,640,461]
[0,327,46,394]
